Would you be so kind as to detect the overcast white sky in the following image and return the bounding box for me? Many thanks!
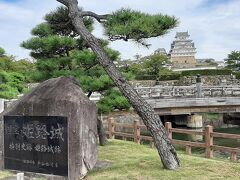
[0,0,239,61]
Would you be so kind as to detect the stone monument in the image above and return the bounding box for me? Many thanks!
[0,77,98,179]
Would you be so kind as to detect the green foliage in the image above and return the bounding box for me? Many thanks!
[97,89,131,113]
[128,54,177,81]
[126,62,142,75]
[135,74,157,80]
[0,56,15,71]
[0,49,31,99]
[71,49,97,67]
[28,71,50,82]
[21,36,77,58]
[0,71,24,83]
[104,47,120,61]
[181,69,232,76]
[0,54,35,77]
[79,74,113,92]
[104,8,178,46]
[22,6,124,113]
[0,71,26,99]
[0,84,19,99]
[122,72,135,81]
[31,23,53,37]
[158,69,181,81]
[0,47,5,57]
[0,71,11,83]
[21,7,94,59]
[45,6,93,36]
[142,54,169,76]
[133,68,232,81]
[13,59,36,74]
[233,72,240,79]
[224,51,240,71]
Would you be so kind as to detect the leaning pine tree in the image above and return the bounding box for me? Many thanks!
[56,0,180,169]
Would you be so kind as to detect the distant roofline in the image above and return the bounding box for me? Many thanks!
[175,31,190,38]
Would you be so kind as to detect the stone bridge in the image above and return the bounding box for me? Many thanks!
[135,85,240,128]
[135,86,240,99]
[134,85,240,114]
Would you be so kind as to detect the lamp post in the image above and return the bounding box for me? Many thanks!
[196,74,203,98]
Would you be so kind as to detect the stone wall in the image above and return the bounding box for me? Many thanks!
[130,80,156,87]
[130,75,240,87]
[171,56,197,68]
[177,75,240,86]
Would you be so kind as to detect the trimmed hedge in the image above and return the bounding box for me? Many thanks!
[134,69,233,81]
[135,74,157,80]
[181,69,232,76]
[158,73,181,81]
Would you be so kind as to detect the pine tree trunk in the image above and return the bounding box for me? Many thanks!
[61,0,180,169]
[97,118,108,146]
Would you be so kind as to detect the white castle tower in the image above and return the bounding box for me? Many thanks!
[169,32,197,68]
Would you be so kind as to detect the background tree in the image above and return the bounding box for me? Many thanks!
[225,51,240,71]
[57,0,180,170]
[135,54,169,80]
[0,47,5,57]
[143,54,169,77]
[124,54,179,81]
[0,47,34,99]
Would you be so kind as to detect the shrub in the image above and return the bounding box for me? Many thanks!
[6,82,25,92]
[0,71,11,83]
[0,84,19,99]
[158,69,181,81]
[0,71,25,83]
[234,72,240,79]
[135,74,157,80]
[158,73,181,81]
[97,89,131,113]
[0,71,26,99]
[181,69,232,76]
[28,71,50,82]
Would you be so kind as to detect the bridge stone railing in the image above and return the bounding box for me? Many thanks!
[134,86,240,99]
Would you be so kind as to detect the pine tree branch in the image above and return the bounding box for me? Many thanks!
[81,11,109,23]
[56,0,69,6]
[109,35,128,41]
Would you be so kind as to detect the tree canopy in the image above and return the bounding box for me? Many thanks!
[225,50,240,71]
[103,8,178,47]
[22,6,131,113]
[124,54,179,80]
[0,47,34,99]
[0,47,5,57]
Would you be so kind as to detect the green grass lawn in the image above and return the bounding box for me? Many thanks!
[86,140,240,180]
[0,170,13,179]
[1,140,240,180]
